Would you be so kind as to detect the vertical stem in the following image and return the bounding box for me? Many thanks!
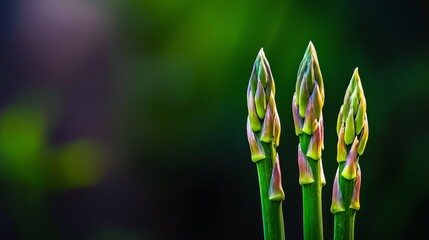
[256,142,285,240]
[334,163,356,240]
[300,134,324,240]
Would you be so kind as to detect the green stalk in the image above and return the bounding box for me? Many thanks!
[300,134,324,240]
[292,41,326,240]
[333,162,356,240]
[331,68,368,240]
[246,48,285,240]
[256,142,285,240]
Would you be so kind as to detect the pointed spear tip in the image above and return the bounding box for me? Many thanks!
[303,40,319,62]
[307,41,316,54]
[352,67,360,83]
[258,48,265,57]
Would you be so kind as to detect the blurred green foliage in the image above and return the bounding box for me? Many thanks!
[0,104,105,189]
[0,106,46,186]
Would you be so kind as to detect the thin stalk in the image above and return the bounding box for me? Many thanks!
[256,142,285,240]
[300,134,323,240]
[334,162,356,240]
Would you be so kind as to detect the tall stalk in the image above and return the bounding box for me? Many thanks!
[331,68,369,240]
[292,41,326,240]
[246,48,285,240]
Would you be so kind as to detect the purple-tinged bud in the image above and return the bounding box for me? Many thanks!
[258,57,268,87]
[337,123,347,162]
[308,59,315,93]
[355,103,365,135]
[292,94,303,136]
[302,99,317,135]
[350,89,359,115]
[313,57,325,103]
[351,68,359,87]
[269,69,276,96]
[247,84,261,131]
[255,79,267,119]
[299,75,310,118]
[336,105,343,136]
[312,81,323,119]
[307,122,322,160]
[262,56,275,95]
[357,116,369,155]
[260,104,274,143]
[247,118,265,162]
[358,84,367,114]
[342,90,351,122]
[269,153,285,201]
[344,108,355,145]
[349,164,361,210]
[295,70,304,107]
[341,137,359,180]
[269,93,276,111]
[331,168,345,214]
[298,144,314,185]
[295,41,325,132]
[273,110,281,147]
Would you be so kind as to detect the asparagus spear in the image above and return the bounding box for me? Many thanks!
[246,48,285,240]
[292,41,326,240]
[331,68,369,240]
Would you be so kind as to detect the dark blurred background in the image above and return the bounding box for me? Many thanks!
[1,0,428,239]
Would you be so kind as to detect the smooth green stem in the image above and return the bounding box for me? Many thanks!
[256,142,285,240]
[334,162,356,240]
[299,134,324,240]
